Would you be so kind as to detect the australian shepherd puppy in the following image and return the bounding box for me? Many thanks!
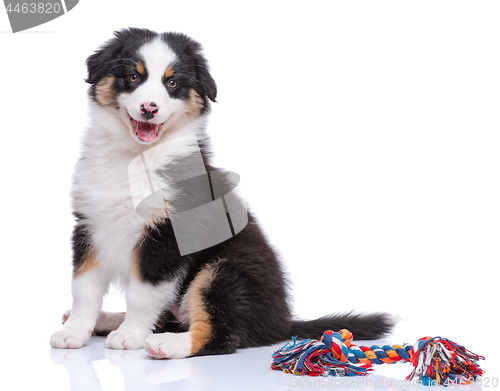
[50,28,394,359]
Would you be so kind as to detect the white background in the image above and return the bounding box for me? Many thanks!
[1,1,498,390]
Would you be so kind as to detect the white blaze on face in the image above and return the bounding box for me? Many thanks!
[118,37,185,144]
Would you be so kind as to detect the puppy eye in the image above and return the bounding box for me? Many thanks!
[168,79,177,89]
[129,74,139,82]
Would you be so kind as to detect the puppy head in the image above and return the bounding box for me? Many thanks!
[86,28,217,145]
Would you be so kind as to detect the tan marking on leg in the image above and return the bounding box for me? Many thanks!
[184,263,217,355]
[95,76,117,107]
[164,66,174,78]
[131,243,142,281]
[73,249,97,277]
[190,322,212,354]
[136,61,145,75]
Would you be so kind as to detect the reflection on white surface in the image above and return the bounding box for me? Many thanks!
[48,336,486,391]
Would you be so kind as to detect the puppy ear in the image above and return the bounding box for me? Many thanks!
[86,49,111,85]
[163,33,217,103]
[197,64,217,103]
[85,35,121,85]
[85,28,157,85]
[190,39,217,102]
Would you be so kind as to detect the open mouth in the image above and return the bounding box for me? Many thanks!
[129,116,164,142]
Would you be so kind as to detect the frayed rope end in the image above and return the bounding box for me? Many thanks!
[271,330,371,377]
[406,336,485,386]
[271,330,485,386]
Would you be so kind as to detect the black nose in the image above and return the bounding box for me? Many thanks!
[141,111,154,121]
[140,102,158,121]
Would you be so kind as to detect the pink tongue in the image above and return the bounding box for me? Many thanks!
[136,122,157,141]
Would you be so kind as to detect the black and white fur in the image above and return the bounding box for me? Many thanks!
[50,28,395,358]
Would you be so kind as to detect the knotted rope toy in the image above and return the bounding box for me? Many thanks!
[271,329,485,386]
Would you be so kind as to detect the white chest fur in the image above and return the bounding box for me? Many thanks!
[71,113,204,283]
[72,145,144,281]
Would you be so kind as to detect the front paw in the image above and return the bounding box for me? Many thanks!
[105,329,147,350]
[50,327,91,349]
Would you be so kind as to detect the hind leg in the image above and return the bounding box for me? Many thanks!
[145,253,291,359]
[145,263,234,359]
[62,310,125,336]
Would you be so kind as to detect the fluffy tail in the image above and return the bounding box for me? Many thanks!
[290,312,396,340]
